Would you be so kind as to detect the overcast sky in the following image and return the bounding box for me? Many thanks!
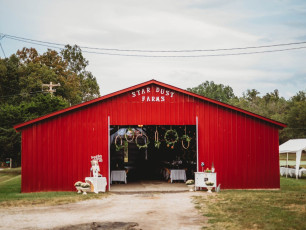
[1,0,306,99]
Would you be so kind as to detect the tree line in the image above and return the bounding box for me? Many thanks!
[0,46,305,166]
[187,81,305,143]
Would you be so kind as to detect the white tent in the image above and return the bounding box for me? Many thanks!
[279,139,306,179]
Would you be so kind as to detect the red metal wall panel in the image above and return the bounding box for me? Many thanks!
[20,83,281,192]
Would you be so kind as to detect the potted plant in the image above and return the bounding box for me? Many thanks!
[80,182,91,195]
[185,179,195,192]
[205,181,214,193]
[205,168,212,173]
[74,181,83,194]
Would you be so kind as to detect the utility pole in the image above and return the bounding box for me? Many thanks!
[0,34,6,58]
[42,82,61,97]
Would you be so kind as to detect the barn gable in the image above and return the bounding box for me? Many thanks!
[14,80,285,131]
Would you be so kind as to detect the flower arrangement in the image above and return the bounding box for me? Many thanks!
[185,179,195,185]
[154,128,161,149]
[205,168,212,173]
[154,140,161,149]
[205,181,214,186]
[181,134,191,149]
[164,129,179,149]
[181,134,192,142]
[81,182,90,188]
[125,128,134,143]
[74,181,82,187]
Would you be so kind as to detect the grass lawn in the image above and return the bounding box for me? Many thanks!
[193,177,306,230]
[0,168,108,207]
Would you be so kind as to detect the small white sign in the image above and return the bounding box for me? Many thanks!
[91,154,103,162]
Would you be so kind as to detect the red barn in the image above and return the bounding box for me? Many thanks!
[14,80,286,192]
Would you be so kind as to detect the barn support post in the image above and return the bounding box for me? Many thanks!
[196,116,199,172]
[108,116,111,191]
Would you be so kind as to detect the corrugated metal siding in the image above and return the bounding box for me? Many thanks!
[21,84,281,192]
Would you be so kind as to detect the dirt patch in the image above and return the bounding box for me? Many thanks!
[0,192,206,230]
[53,222,140,230]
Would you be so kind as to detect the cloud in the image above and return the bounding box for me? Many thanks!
[0,0,305,99]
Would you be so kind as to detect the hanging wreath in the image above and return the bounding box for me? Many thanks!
[136,134,150,149]
[164,129,179,149]
[181,134,191,149]
[115,135,124,151]
[124,128,135,143]
[154,127,161,149]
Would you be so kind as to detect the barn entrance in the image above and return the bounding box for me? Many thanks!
[109,125,196,190]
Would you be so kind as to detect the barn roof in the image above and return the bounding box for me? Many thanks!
[14,79,286,131]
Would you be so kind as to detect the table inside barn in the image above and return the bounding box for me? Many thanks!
[111,170,127,184]
[170,169,186,183]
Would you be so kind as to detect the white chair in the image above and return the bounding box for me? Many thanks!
[280,167,285,176]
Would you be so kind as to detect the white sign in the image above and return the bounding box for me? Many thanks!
[91,154,103,162]
[131,87,175,102]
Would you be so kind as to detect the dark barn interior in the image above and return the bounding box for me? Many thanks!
[110,125,197,182]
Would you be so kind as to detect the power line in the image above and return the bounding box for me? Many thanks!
[0,85,21,93]
[2,33,306,57]
[3,33,306,53]
[0,91,48,99]
[80,46,306,57]
[5,36,63,50]
[0,35,6,58]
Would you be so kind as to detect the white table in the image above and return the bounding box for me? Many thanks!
[85,177,107,193]
[170,169,186,183]
[111,170,127,184]
[194,172,217,191]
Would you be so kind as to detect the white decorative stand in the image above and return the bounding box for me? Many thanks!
[76,186,82,194]
[81,187,91,195]
[187,185,194,192]
[206,186,213,193]
[85,177,107,193]
[194,172,217,191]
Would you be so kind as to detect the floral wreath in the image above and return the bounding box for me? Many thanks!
[136,134,150,149]
[164,129,179,149]
[115,135,124,151]
[125,128,135,143]
[181,134,191,149]
[154,127,161,149]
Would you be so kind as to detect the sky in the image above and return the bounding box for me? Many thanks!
[0,0,306,99]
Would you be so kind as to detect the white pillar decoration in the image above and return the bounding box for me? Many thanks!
[296,150,302,179]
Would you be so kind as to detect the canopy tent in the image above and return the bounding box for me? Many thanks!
[279,139,306,179]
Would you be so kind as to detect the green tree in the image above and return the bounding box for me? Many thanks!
[187,81,237,103]
[0,94,69,165]
[16,45,100,105]
[0,45,100,166]
[280,91,306,142]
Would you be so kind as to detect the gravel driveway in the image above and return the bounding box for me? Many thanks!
[0,192,206,230]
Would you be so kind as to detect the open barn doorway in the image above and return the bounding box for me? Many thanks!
[109,125,196,191]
